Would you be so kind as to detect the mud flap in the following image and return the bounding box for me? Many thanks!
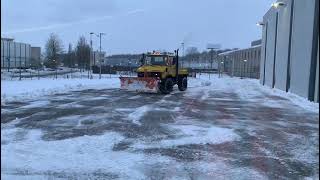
[119,77,160,93]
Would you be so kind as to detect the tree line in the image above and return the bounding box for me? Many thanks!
[181,47,239,64]
[44,33,90,71]
[43,33,238,69]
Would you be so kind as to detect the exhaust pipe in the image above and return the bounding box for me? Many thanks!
[175,49,179,82]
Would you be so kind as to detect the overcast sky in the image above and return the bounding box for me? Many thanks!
[1,0,273,55]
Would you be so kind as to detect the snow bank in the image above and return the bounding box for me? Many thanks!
[192,74,319,113]
[259,85,319,113]
[1,76,120,103]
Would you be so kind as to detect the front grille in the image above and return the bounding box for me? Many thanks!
[137,72,161,77]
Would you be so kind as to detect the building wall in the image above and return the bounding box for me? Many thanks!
[314,35,320,102]
[314,36,319,103]
[220,45,261,79]
[260,0,319,102]
[104,57,139,67]
[31,47,41,61]
[264,8,277,88]
[274,0,292,91]
[289,0,318,100]
[260,19,267,85]
[1,39,32,69]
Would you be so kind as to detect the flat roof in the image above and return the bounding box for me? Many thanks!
[1,37,14,41]
[219,45,261,56]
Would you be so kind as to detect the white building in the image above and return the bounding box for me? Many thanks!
[1,38,40,69]
[259,0,319,102]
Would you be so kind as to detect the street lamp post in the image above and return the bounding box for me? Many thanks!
[128,60,131,77]
[19,57,22,81]
[207,48,216,80]
[218,57,221,78]
[53,59,57,79]
[90,32,94,79]
[90,32,105,79]
[181,43,185,67]
[30,64,32,79]
[220,61,224,78]
[7,42,10,72]
[98,33,106,79]
[56,61,58,79]
[232,56,235,77]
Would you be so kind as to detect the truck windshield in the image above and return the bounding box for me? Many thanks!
[145,56,165,65]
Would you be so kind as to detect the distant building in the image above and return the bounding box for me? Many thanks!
[1,38,34,69]
[91,51,105,66]
[104,57,139,67]
[219,40,261,79]
[103,54,141,67]
[31,47,41,62]
[251,39,262,47]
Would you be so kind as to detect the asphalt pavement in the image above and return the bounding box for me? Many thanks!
[1,86,319,179]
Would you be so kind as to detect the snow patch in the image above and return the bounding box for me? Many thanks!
[57,102,85,108]
[127,105,152,125]
[201,89,210,100]
[287,133,319,164]
[128,95,142,100]
[134,124,239,149]
[258,82,319,113]
[197,161,268,180]
[1,129,154,179]
[201,81,212,86]
[19,100,50,109]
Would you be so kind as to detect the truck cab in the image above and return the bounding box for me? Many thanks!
[137,52,188,79]
[136,51,188,94]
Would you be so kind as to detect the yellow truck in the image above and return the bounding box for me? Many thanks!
[120,49,188,94]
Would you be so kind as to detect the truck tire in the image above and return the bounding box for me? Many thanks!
[178,77,187,91]
[160,78,173,94]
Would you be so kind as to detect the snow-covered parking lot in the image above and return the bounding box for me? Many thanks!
[1,74,319,179]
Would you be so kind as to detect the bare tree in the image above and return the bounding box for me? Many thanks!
[75,36,90,72]
[185,47,200,66]
[44,33,63,68]
[186,47,199,55]
[62,43,76,68]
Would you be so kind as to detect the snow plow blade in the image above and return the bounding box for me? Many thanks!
[119,77,160,93]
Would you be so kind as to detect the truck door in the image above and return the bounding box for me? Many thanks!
[167,56,177,77]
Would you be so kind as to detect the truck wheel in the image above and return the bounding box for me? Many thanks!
[160,78,173,94]
[178,77,187,91]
